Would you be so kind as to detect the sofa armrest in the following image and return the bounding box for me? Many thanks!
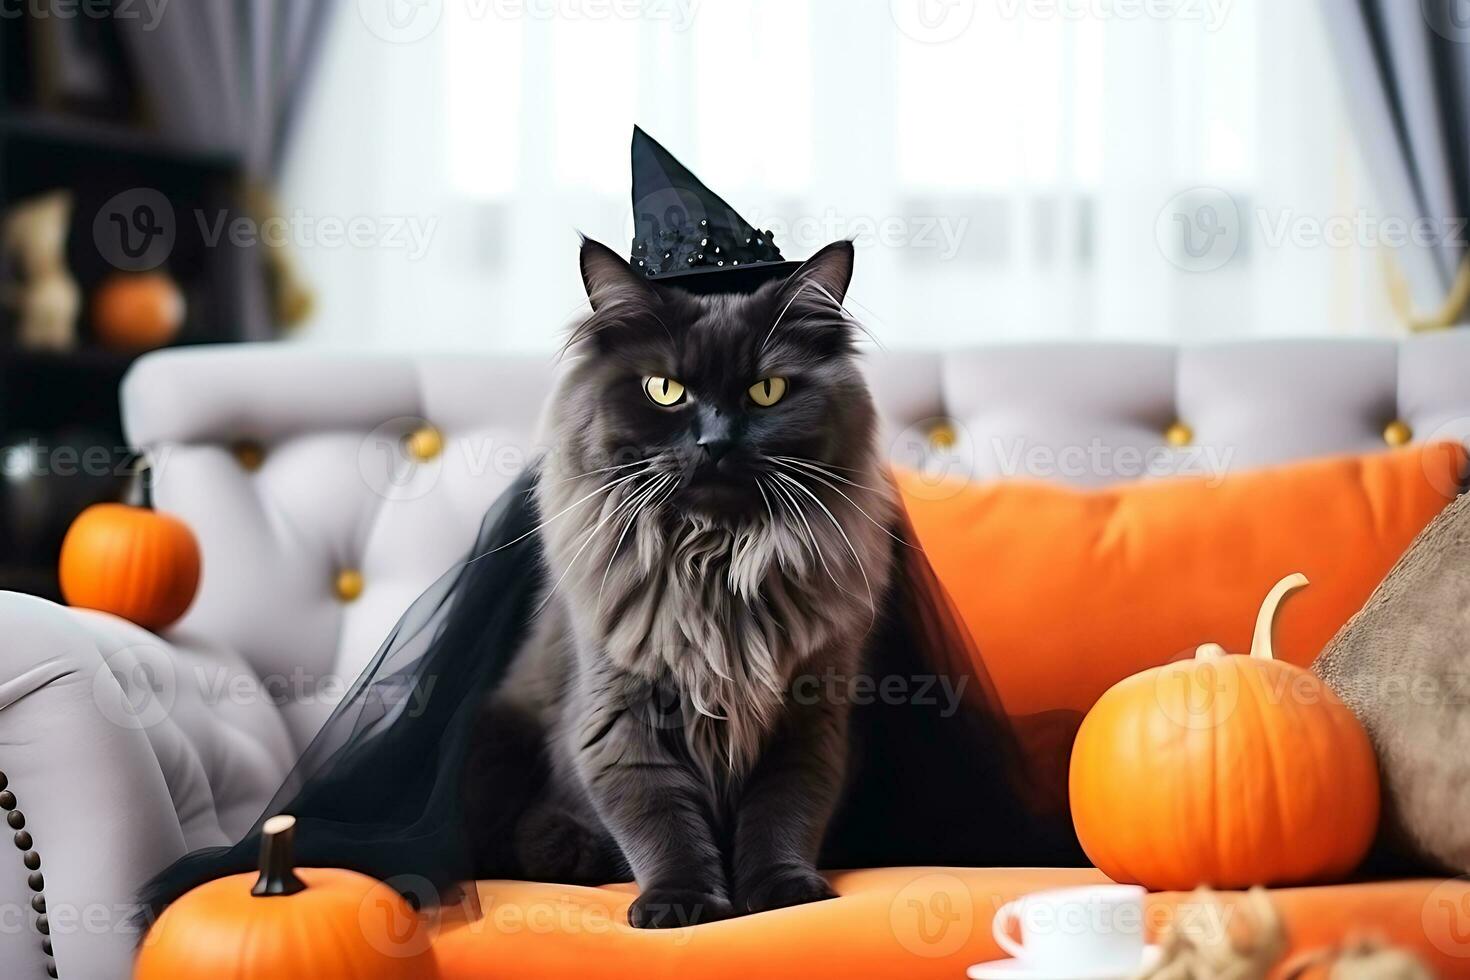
[0,592,294,980]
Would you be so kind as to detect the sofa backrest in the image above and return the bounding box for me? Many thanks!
[121,335,1470,746]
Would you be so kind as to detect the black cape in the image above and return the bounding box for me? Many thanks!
[138,468,1082,919]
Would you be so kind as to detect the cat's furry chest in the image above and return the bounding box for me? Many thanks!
[536,453,896,776]
[546,499,884,774]
[604,519,856,769]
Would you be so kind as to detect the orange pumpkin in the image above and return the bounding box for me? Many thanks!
[1069,573,1380,891]
[137,815,439,980]
[91,272,185,350]
[59,502,201,630]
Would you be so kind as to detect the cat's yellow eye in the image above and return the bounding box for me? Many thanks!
[643,376,687,407]
[748,377,787,407]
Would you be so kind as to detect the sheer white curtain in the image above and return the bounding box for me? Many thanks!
[284,0,1394,351]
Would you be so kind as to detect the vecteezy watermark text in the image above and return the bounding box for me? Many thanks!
[357,0,699,44]
[991,437,1236,485]
[0,0,169,30]
[196,209,438,262]
[791,670,970,717]
[746,209,971,262]
[996,0,1232,30]
[1256,209,1470,251]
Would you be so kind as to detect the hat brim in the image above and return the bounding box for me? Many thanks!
[644,260,804,296]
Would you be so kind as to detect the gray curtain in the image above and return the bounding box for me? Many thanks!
[117,1,338,338]
[1322,0,1470,330]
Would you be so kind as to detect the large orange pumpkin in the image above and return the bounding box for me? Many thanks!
[1069,573,1380,891]
[137,815,439,980]
[59,502,201,630]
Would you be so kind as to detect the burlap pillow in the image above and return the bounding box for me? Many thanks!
[1314,486,1470,872]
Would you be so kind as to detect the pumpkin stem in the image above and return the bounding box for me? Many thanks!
[252,814,307,897]
[122,456,153,509]
[1249,573,1309,661]
[1194,642,1227,660]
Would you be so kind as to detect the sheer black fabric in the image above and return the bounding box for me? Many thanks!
[139,468,1080,921]
[823,507,1083,869]
[138,470,548,915]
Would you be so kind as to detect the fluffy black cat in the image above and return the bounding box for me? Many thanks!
[464,237,893,927]
[138,237,1080,932]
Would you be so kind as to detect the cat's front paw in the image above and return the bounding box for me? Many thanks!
[737,866,837,914]
[628,887,734,929]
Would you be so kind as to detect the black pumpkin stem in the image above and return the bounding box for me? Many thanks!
[122,455,153,509]
[252,814,307,897]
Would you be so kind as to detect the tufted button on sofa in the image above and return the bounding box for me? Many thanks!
[3,335,1470,979]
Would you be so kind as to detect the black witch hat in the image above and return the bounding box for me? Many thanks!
[628,126,802,294]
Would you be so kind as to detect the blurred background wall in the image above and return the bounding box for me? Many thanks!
[285,0,1390,352]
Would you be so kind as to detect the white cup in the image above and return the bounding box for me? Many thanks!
[991,884,1147,973]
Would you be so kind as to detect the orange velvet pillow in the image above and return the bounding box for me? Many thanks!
[895,443,1468,719]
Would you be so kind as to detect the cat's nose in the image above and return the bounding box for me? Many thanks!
[696,408,737,463]
[698,434,735,462]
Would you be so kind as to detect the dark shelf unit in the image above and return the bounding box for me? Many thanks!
[0,11,252,601]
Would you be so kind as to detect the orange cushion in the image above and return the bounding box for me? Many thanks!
[894,443,1468,717]
[430,869,1470,979]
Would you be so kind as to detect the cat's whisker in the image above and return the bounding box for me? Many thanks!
[475,466,653,560]
[765,471,858,605]
[537,473,665,615]
[771,455,883,494]
[805,280,883,349]
[785,458,868,475]
[763,474,816,563]
[597,473,674,608]
[771,471,875,620]
[753,476,778,530]
[536,456,651,492]
[758,282,812,353]
[755,475,802,577]
[770,457,915,550]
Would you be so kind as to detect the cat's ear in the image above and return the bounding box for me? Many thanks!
[579,236,655,312]
[783,239,855,306]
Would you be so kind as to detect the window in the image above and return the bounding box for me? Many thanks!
[288,0,1391,350]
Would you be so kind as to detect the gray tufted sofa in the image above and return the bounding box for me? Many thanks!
[4,334,1470,979]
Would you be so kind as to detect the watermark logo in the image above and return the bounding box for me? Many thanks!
[92,643,178,732]
[889,417,975,501]
[94,188,175,273]
[1156,186,1241,273]
[1417,418,1470,498]
[94,190,438,270]
[358,417,445,502]
[358,0,444,43]
[1423,877,1470,958]
[1423,0,1470,44]
[889,873,974,957]
[362,875,441,958]
[1150,650,1242,732]
[891,0,976,43]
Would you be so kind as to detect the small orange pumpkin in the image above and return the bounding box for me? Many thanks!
[91,272,185,350]
[137,816,439,980]
[1069,573,1380,891]
[59,502,200,630]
